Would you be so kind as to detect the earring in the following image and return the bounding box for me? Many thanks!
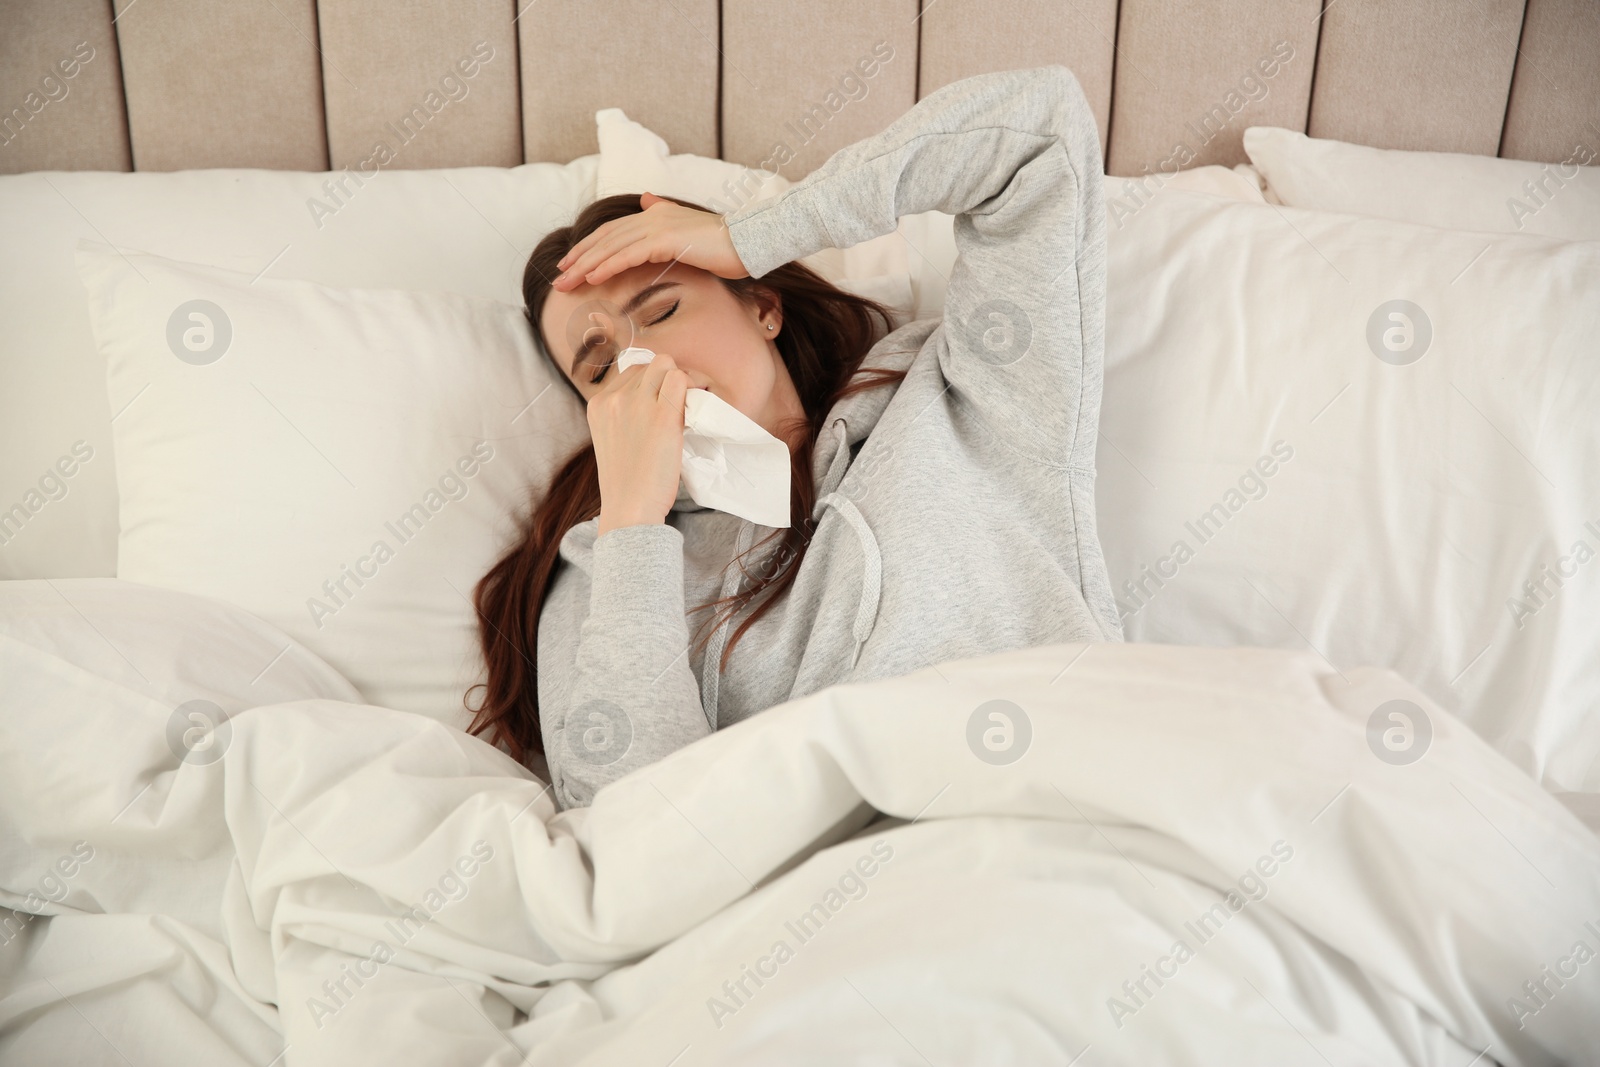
[766,324,775,330]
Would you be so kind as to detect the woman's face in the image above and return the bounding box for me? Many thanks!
[539,261,798,441]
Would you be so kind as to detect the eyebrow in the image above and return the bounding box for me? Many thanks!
[566,281,682,376]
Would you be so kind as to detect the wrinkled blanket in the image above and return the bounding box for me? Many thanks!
[3,632,1598,1066]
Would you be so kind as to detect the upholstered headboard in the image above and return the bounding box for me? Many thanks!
[2,0,1596,179]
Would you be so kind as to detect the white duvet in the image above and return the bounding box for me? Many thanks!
[2,583,1598,1066]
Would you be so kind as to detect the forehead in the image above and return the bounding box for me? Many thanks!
[540,262,698,356]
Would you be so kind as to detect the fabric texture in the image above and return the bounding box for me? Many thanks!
[539,65,1123,810]
[1305,0,1524,156]
[1104,10,1316,176]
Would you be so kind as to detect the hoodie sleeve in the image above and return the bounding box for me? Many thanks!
[537,521,712,810]
[724,64,1106,470]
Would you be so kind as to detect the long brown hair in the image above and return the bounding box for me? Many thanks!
[465,193,908,768]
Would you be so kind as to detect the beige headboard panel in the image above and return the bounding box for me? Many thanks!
[2,0,1596,179]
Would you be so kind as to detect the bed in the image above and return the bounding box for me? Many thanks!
[3,2,1599,1065]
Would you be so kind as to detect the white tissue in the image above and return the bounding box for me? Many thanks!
[615,348,791,528]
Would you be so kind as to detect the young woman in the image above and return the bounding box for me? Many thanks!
[469,65,1124,809]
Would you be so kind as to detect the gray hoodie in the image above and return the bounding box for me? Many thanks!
[537,65,1123,809]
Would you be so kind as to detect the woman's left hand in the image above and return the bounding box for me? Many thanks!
[552,192,750,291]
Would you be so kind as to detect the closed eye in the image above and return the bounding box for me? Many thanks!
[582,333,613,384]
[588,301,679,384]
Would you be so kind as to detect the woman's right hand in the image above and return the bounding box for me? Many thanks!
[590,352,690,536]
[553,192,749,292]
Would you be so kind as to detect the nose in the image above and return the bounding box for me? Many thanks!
[651,351,712,391]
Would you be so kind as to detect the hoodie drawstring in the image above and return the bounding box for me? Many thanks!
[703,420,884,725]
[812,419,883,671]
[700,519,754,730]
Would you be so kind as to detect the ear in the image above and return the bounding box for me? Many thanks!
[640,191,666,209]
[752,284,783,329]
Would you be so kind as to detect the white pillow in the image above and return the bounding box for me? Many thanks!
[1243,126,1600,241]
[1095,189,1600,795]
[0,158,598,583]
[74,241,590,727]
